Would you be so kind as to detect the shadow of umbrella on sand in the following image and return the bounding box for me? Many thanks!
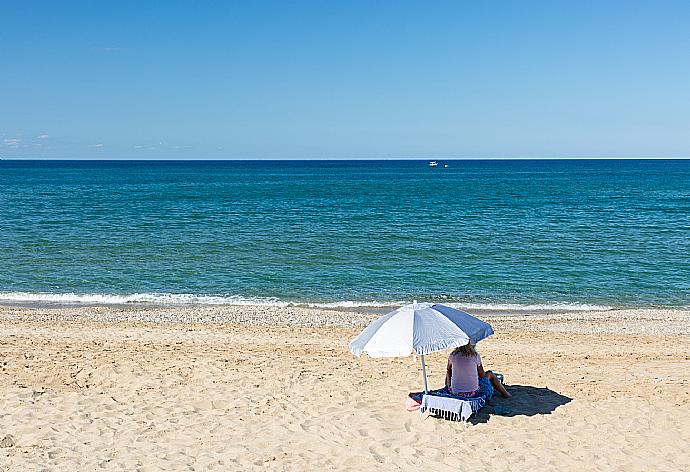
[349,302,494,393]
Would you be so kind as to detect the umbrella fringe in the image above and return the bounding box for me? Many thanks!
[414,337,469,356]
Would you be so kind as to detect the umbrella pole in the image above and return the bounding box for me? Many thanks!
[421,354,429,394]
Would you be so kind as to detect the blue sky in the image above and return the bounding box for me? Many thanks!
[2,1,689,159]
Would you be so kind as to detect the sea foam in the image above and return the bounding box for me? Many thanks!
[0,292,288,307]
[447,302,614,312]
[0,291,613,311]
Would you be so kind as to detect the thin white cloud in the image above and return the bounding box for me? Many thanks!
[88,143,104,148]
[36,134,49,139]
[3,138,21,146]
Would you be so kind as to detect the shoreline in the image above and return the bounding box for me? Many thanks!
[0,292,641,314]
[1,304,689,335]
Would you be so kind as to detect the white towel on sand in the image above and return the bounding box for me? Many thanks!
[420,394,473,422]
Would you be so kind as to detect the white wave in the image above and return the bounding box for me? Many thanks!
[304,301,615,311]
[299,300,614,311]
[0,291,614,311]
[0,292,404,309]
[301,300,406,309]
[445,302,614,312]
[0,292,289,307]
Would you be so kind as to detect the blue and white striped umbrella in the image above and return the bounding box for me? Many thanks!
[349,302,493,392]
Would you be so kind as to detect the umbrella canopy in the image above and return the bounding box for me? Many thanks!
[349,302,494,393]
[349,302,494,358]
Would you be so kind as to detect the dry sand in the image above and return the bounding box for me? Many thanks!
[1,305,689,471]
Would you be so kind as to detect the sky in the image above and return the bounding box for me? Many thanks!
[1,1,690,160]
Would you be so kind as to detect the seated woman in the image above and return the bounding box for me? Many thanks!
[445,342,511,398]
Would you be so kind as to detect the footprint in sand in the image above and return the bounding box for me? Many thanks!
[368,446,386,464]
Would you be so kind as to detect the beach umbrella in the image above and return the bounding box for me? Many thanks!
[349,302,493,393]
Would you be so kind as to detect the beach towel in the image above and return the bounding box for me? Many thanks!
[407,377,494,421]
[421,394,474,421]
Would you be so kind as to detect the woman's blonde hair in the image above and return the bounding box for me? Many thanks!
[451,342,477,357]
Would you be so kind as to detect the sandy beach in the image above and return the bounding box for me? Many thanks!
[1,305,689,471]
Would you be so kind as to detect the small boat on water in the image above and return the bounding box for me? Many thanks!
[429,161,438,167]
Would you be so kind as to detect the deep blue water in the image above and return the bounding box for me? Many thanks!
[1,159,689,308]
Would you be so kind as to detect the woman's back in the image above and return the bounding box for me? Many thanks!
[448,352,481,393]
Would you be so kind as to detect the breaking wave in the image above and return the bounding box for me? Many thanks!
[0,291,614,311]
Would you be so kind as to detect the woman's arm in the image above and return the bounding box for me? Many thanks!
[477,363,486,378]
[445,363,452,388]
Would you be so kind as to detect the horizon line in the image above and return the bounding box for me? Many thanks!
[2,157,690,162]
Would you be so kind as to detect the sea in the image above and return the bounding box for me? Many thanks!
[1,159,689,311]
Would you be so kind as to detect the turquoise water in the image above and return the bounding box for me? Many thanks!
[1,159,689,309]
